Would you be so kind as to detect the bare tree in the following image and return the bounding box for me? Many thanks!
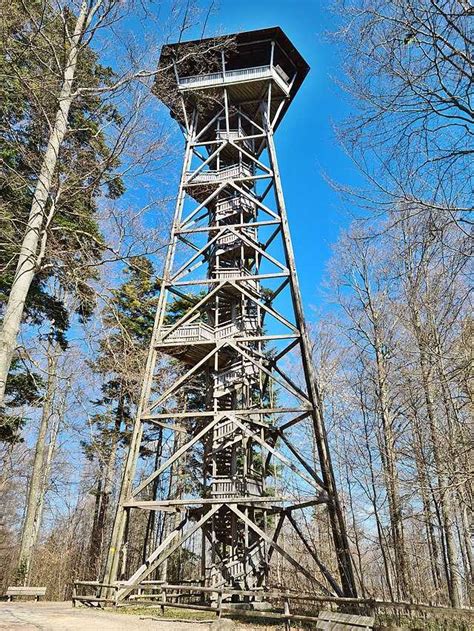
[331,0,473,237]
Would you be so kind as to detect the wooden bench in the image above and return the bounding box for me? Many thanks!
[6,586,47,602]
[316,610,374,630]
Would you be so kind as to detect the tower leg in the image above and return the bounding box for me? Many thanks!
[264,120,357,598]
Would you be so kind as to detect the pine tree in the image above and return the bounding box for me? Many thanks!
[84,257,159,577]
[0,0,125,411]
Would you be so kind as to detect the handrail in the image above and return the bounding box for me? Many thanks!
[180,65,273,86]
[215,196,256,215]
[159,314,258,345]
[159,321,214,343]
[186,163,252,184]
[72,579,474,623]
[178,64,291,96]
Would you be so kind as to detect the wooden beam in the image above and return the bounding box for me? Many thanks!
[285,511,342,597]
[132,414,222,496]
[228,504,333,596]
[117,506,220,601]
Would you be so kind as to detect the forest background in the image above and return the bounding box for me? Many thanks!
[0,0,471,611]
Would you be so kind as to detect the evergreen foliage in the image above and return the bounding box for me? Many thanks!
[0,0,124,438]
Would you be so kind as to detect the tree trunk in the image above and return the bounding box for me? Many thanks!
[88,399,123,578]
[17,342,60,584]
[359,394,395,600]
[415,334,462,607]
[0,1,89,405]
[369,308,411,599]
[409,403,442,595]
[458,497,474,604]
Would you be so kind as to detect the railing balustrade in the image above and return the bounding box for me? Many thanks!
[158,321,214,344]
[214,267,259,291]
[214,418,235,439]
[216,227,256,249]
[158,314,259,346]
[215,196,256,218]
[186,163,252,185]
[215,129,254,151]
[211,477,263,498]
[178,64,291,96]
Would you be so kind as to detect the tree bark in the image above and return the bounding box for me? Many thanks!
[88,397,123,578]
[360,394,395,600]
[17,342,60,583]
[0,1,89,405]
[409,403,442,595]
[414,329,462,607]
[361,274,412,600]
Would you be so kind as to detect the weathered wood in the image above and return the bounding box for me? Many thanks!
[70,580,474,626]
[117,505,219,601]
[228,504,334,596]
[101,29,357,604]
[123,496,304,508]
[6,586,46,602]
[316,610,374,630]
[265,115,357,598]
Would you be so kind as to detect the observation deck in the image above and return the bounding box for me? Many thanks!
[155,27,309,133]
[178,63,291,97]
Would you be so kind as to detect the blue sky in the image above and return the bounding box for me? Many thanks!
[99,0,364,312]
[18,0,366,526]
[200,0,362,308]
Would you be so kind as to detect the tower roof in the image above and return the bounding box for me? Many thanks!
[154,26,310,128]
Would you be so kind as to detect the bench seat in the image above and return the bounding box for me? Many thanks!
[316,610,374,630]
[6,586,47,601]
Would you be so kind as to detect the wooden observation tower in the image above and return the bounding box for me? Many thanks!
[103,26,357,604]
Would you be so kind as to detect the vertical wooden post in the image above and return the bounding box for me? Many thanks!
[102,113,197,594]
[284,591,291,630]
[263,114,357,599]
[161,586,166,615]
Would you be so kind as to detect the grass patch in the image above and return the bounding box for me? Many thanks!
[116,604,214,620]
[114,604,311,629]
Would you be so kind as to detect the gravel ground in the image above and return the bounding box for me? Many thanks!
[0,602,215,631]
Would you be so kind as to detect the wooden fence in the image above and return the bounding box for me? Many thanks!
[72,581,474,629]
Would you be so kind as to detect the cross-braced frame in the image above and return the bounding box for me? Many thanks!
[102,28,357,604]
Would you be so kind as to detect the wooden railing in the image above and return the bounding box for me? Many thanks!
[215,129,254,151]
[72,581,474,629]
[216,226,256,249]
[214,361,259,394]
[158,321,214,344]
[179,65,280,87]
[215,196,256,218]
[211,477,263,498]
[214,267,259,291]
[210,543,265,584]
[159,315,258,346]
[213,418,235,440]
[186,163,252,185]
[177,64,291,95]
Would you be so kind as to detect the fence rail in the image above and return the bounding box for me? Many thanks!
[72,580,474,629]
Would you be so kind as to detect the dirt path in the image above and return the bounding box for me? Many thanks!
[0,602,213,631]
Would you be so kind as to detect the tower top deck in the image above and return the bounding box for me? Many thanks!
[154,27,309,128]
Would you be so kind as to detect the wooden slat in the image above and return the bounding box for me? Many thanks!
[316,610,374,630]
[6,587,46,596]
